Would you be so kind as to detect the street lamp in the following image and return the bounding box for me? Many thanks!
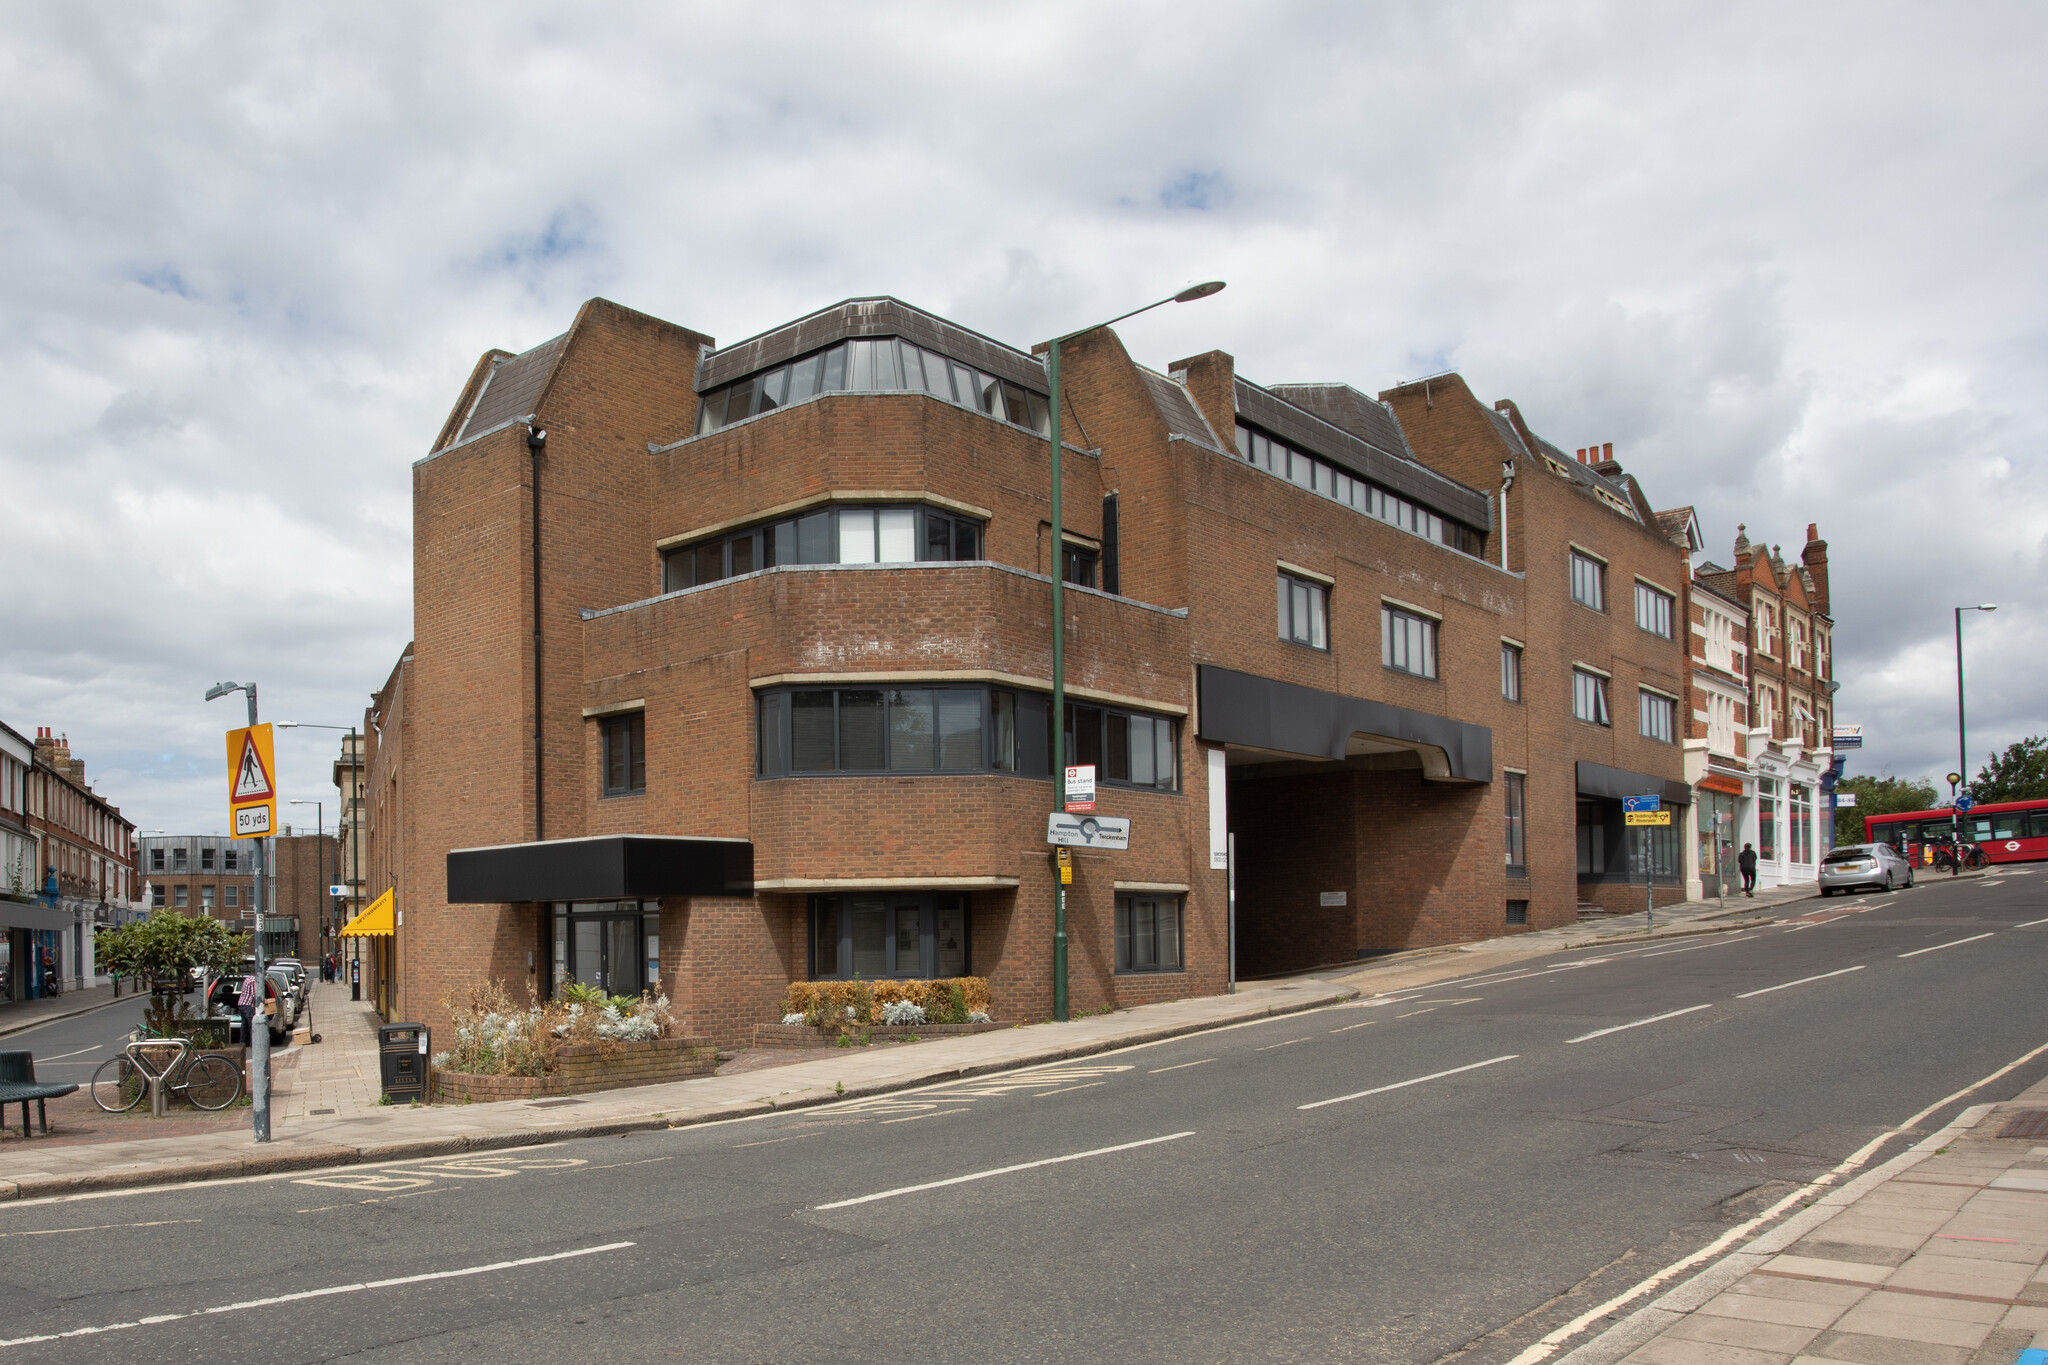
[1954,604,1997,810]
[205,680,269,1144]
[279,722,363,1001]
[1043,280,1225,1022]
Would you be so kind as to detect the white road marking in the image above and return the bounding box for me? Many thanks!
[1734,965,1865,998]
[1148,1058,1215,1073]
[813,1132,1196,1210]
[30,1044,103,1063]
[732,1133,820,1149]
[1254,1038,1308,1051]
[1329,1021,1377,1034]
[1898,933,1995,958]
[1640,935,1757,959]
[2016,917,2048,929]
[0,1241,636,1347]
[879,1110,968,1125]
[0,1218,199,1239]
[1396,1008,1437,1018]
[1566,1004,1714,1044]
[1298,1055,1519,1111]
[1032,1081,1107,1097]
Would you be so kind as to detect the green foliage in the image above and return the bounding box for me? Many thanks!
[96,910,249,983]
[1834,774,1939,843]
[946,981,968,1026]
[1972,736,2048,806]
[560,979,640,1014]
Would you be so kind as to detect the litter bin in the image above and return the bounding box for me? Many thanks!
[378,1022,430,1103]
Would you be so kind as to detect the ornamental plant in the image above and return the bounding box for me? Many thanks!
[97,909,248,984]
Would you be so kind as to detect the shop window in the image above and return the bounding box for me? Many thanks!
[1279,572,1328,650]
[1791,783,1813,864]
[1382,604,1437,678]
[809,894,970,981]
[1758,778,1778,860]
[601,714,646,797]
[1573,669,1611,726]
[1115,894,1183,973]
[1577,802,1608,875]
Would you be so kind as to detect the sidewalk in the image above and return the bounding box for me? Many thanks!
[1556,1077,2048,1365]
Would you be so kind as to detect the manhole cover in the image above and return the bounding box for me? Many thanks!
[1592,1101,1697,1125]
[1999,1109,2048,1140]
[528,1098,587,1109]
[309,1108,336,1116]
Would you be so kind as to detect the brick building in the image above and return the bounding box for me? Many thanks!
[139,831,336,959]
[4,728,142,1001]
[380,296,1699,1047]
[1674,536,1753,900]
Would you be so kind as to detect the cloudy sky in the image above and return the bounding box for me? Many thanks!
[4,2,2042,840]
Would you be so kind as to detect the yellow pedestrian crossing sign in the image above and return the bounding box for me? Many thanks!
[226,724,276,839]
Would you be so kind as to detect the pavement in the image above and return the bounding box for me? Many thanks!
[1555,1078,2048,1365]
[0,883,1827,1201]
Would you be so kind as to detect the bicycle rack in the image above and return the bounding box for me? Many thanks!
[127,1039,185,1117]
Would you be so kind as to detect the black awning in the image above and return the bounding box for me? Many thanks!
[1196,665,1492,782]
[446,835,754,904]
[1576,761,1691,808]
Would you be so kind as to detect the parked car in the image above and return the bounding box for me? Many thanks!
[270,959,309,1014]
[205,974,290,1046]
[1818,843,1914,895]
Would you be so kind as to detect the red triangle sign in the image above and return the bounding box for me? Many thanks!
[233,732,273,802]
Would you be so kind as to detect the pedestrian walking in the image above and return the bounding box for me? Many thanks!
[236,971,262,1044]
[1738,842,1758,896]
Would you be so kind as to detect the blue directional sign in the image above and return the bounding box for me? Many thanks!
[1956,794,1975,813]
[1622,794,1661,813]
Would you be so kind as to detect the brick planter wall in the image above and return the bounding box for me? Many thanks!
[751,1021,1004,1049]
[432,1034,717,1103]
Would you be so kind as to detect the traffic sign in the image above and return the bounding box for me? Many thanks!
[1064,765,1096,813]
[1046,812,1130,850]
[1956,794,1975,813]
[329,884,347,897]
[1622,794,1660,814]
[1625,810,1672,826]
[225,724,277,840]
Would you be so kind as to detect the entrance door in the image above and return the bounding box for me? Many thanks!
[569,915,644,995]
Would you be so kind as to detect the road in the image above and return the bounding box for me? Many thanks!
[2,870,2044,1363]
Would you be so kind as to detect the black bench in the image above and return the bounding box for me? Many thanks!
[0,1050,80,1137]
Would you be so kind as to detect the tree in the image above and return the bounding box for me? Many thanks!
[1972,736,2048,805]
[1834,774,1938,844]
[96,910,249,985]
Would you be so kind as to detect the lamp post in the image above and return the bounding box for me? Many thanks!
[204,680,269,1144]
[1043,281,1224,1022]
[1954,604,1996,846]
[279,723,362,999]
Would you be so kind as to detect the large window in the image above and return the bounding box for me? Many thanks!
[1279,572,1329,650]
[810,894,970,980]
[698,337,1049,438]
[1639,690,1676,743]
[758,686,1178,792]
[1570,550,1606,611]
[1501,643,1522,701]
[1381,604,1437,678]
[1573,669,1611,725]
[1233,423,1485,556]
[1791,783,1813,864]
[601,714,646,796]
[1758,777,1778,860]
[1635,582,1674,638]
[664,503,982,592]
[1576,802,1607,874]
[1504,772,1527,876]
[1115,894,1183,973]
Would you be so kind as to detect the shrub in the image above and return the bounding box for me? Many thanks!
[781,1012,806,1026]
[782,977,992,1024]
[967,1010,991,1024]
[436,980,562,1078]
[880,1000,926,1025]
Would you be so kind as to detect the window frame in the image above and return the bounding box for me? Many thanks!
[1638,689,1677,743]
[1062,543,1098,588]
[1504,771,1527,876]
[1501,642,1522,702]
[1114,893,1185,974]
[663,502,983,594]
[1572,668,1612,726]
[1278,571,1330,651]
[1634,580,1674,639]
[697,337,1049,439]
[1569,550,1607,611]
[600,712,647,797]
[808,893,972,982]
[1232,421,1485,557]
[1380,602,1438,679]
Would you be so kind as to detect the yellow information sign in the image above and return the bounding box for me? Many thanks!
[225,723,277,839]
[1625,810,1672,827]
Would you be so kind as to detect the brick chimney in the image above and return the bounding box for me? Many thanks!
[1801,522,1830,615]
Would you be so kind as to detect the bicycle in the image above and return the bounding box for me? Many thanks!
[89,1033,243,1112]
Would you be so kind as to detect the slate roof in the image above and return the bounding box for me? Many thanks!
[1234,378,1490,530]
[1137,367,1222,449]
[694,297,1047,396]
[1485,408,1531,458]
[455,333,567,445]
[1266,383,1419,463]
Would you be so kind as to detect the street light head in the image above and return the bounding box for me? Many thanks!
[205,682,242,702]
[1980,604,1997,612]
[1173,280,1226,303]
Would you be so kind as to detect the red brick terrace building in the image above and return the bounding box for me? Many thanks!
[386,297,1691,1046]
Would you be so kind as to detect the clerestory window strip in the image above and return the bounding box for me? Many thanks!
[698,337,1051,438]
[1234,422,1484,556]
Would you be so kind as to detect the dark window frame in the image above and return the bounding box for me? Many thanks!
[1278,571,1329,650]
[1381,603,1438,679]
[663,502,983,594]
[1062,544,1098,588]
[1570,550,1607,611]
[1233,421,1485,557]
[1114,893,1184,974]
[808,893,972,982]
[1501,642,1523,702]
[1635,580,1675,639]
[1638,689,1677,744]
[1504,771,1527,877]
[600,713,647,797]
[1505,900,1529,926]
[1572,668,1612,726]
[697,337,1049,440]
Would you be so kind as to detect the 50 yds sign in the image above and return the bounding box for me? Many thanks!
[225,723,276,839]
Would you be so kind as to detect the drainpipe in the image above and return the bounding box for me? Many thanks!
[527,420,548,842]
[1498,460,1516,571]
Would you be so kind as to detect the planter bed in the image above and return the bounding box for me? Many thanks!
[751,1021,1004,1049]
[433,1035,716,1104]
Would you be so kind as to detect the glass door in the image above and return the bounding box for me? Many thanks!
[568,908,647,995]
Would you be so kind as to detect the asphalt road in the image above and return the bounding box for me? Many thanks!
[3,870,2045,1363]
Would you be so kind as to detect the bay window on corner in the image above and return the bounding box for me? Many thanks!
[663,503,982,592]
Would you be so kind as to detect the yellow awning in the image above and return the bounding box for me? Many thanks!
[339,889,395,938]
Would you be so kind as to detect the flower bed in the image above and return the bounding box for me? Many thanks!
[434,1035,717,1102]
[783,976,991,1027]
[751,1020,1004,1049]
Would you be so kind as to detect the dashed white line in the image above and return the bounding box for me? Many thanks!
[2016,917,2048,929]
[1898,933,1995,958]
[1640,935,1757,959]
[1329,1020,1377,1034]
[0,1218,199,1240]
[0,1241,636,1347]
[813,1132,1196,1210]
[1298,1055,1519,1111]
[1033,1081,1107,1097]
[1148,1058,1215,1074]
[1734,965,1866,998]
[1254,1038,1309,1052]
[1396,1008,1437,1018]
[1566,1004,1714,1044]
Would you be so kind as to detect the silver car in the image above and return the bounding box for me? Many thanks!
[1818,842,1914,895]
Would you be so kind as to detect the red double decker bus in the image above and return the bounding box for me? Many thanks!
[1866,797,2048,867]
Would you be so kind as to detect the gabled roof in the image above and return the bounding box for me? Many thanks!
[1136,367,1223,450]
[1656,506,1704,552]
[453,333,568,446]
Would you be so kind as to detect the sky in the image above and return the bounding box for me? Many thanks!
[3,1,2043,840]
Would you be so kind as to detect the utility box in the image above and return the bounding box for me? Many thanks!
[378,1023,429,1102]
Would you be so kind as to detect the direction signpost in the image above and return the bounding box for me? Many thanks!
[1623,795,1666,927]
[206,683,271,1144]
